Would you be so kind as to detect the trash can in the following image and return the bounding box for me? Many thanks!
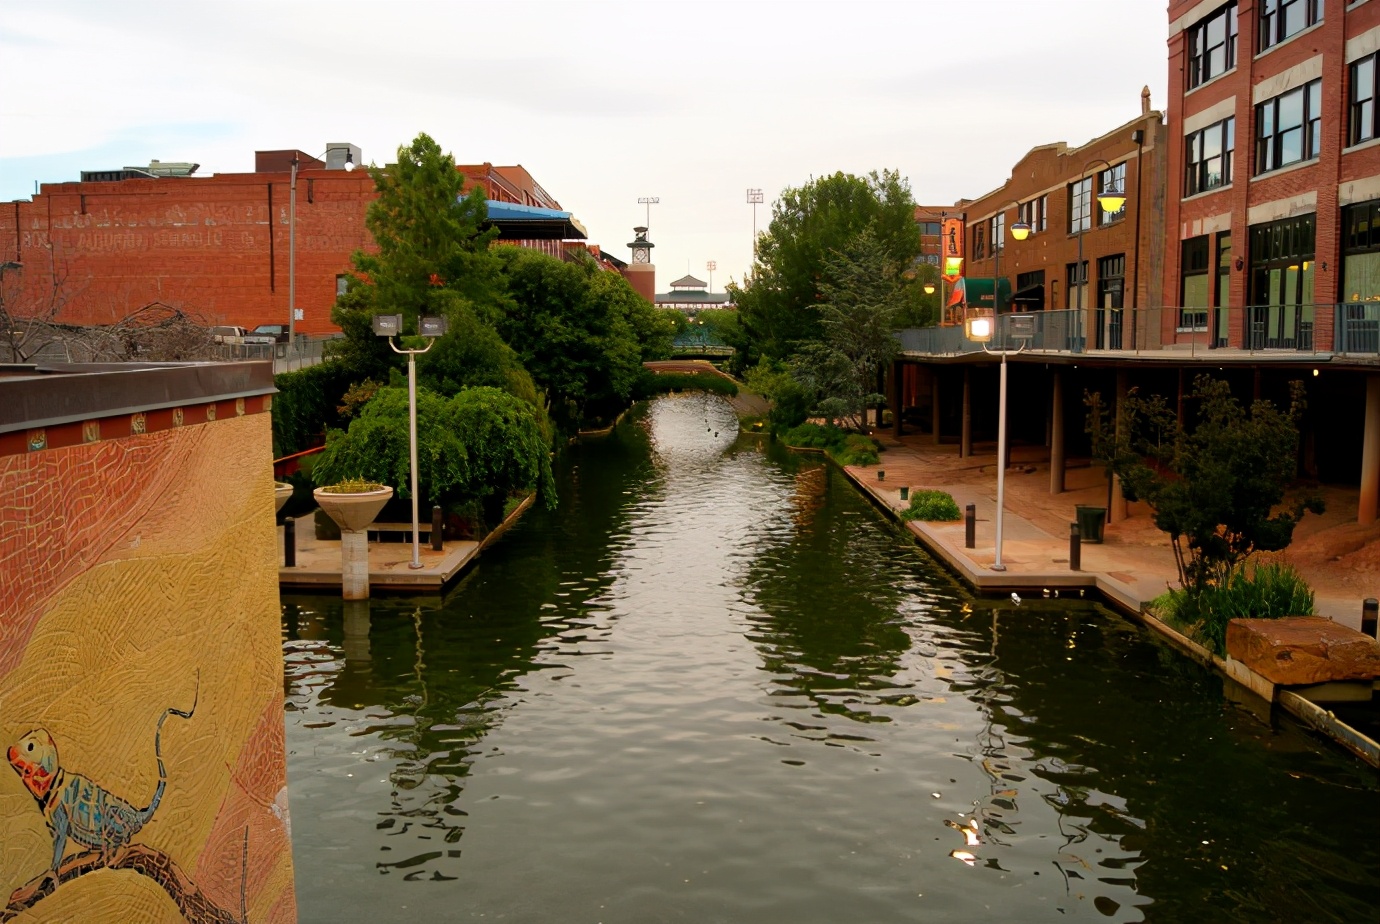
[1074,505,1106,544]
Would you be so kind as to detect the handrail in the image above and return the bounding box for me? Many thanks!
[896,303,1380,359]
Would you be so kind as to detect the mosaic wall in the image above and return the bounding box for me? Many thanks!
[0,410,296,923]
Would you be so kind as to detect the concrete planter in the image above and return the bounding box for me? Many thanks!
[313,485,393,533]
[274,481,294,514]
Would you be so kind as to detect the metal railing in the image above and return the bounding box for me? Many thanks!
[211,334,342,373]
[896,303,1380,359]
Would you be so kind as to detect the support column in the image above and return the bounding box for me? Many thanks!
[1361,374,1380,525]
[1050,370,1066,494]
[341,530,370,600]
[893,360,904,438]
[931,370,942,445]
[961,367,972,459]
[1110,370,1129,523]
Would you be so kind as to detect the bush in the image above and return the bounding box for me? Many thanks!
[900,490,962,522]
[781,423,881,467]
[837,434,880,466]
[1151,560,1314,656]
[271,361,359,456]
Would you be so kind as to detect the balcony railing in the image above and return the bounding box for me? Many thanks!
[896,304,1380,358]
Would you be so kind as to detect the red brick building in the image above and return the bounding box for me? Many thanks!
[1164,0,1380,351]
[0,150,589,336]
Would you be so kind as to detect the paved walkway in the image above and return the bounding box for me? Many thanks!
[841,432,1377,631]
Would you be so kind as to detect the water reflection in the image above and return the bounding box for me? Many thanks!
[284,395,1380,924]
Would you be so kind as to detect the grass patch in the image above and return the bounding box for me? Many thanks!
[781,423,882,466]
[899,490,962,522]
[1148,560,1315,656]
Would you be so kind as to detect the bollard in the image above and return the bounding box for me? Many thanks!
[284,517,296,568]
[1364,598,1379,639]
[1069,522,1081,572]
[965,504,976,549]
[899,486,909,502]
[431,505,444,552]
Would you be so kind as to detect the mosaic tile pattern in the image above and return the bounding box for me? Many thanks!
[1,414,296,922]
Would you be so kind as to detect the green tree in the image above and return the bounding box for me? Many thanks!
[329,132,503,374]
[493,246,643,430]
[807,228,907,428]
[1086,375,1323,591]
[730,170,918,364]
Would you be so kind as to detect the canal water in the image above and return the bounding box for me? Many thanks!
[283,394,1380,923]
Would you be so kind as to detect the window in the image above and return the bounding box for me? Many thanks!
[992,212,1005,253]
[1099,164,1127,225]
[1351,53,1377,147]
[1214,232,1232,345]
[973,223,986,260]
[1069,177,1091,233]
[1255,79,1322,174]
[1248,214,1316,348]
[1186,117,1235,195]
[1066,261,1088,309]
[1181,237,1211,329]
[1019,196,1047,233]
[336,274,350,296]
[1015,270,1045,310]
[1187,2,1238,89]
[1259,0,1323,52]
[1342,200,1380,302]
[918,221,941,235]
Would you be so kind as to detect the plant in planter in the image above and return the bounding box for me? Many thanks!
[313,479,394,533]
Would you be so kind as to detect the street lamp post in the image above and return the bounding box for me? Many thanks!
[1074,158,1129,348]
[290,146,355,350]
[372,313,448,569]
[969,200,1032,572]
[746,188,764,266]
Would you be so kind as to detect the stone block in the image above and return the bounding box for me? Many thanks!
[1226,617,1380,686]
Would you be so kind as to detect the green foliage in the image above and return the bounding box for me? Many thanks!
[589,270,676,362]
[493,246,644,431]
[271,361,359,456]
[900,490,962,522]
[744,360,808,432]
[1152,561,1315,656]
[781,422,881,466]
[312,385,554,520]
[730,170,918,365]
[1087,374,1323,591]
[633,370,739,398]
[318,478,389,493]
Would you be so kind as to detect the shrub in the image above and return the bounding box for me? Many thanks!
[781,423,881,467]
[1150,560,1314,656]
[837,434,880,466]
[900,490,962,522]
[632,369,739,399]
[272,361,359,456]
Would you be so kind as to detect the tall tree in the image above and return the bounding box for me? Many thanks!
[729,170,918,364]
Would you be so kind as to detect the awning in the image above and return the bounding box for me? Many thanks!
[957,277,1013,311]
[482,201,588,240]
[1012,282,1044,304]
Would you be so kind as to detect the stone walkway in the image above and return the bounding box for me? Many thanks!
[842,432,1379,632]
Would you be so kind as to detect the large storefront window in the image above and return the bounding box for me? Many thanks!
[1341,200,1380,353]
[1248,214,1315,349]
[1215,232,1232,346]
[1096,254,1125,348]
[1181,237,1210,330]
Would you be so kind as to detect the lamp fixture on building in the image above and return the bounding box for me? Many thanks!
[290,145,356,349]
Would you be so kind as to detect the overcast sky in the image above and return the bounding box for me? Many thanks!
[0,0,1168,291]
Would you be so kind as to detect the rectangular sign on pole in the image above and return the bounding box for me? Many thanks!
[941,218,965,282]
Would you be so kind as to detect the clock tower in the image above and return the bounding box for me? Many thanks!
[624,226,656,303]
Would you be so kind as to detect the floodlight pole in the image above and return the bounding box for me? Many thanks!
[981,339,1027,572]
[388,336,435,570]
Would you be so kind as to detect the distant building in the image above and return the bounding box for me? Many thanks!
[913,205,950,267]
[0,148,600,335]
[655,274,733,311]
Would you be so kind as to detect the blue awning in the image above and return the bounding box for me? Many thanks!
[482,200,587,240]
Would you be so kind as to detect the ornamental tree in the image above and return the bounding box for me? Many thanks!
[1085,374,1323,591]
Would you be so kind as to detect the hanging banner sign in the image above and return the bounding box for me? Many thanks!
[941,217,965,281]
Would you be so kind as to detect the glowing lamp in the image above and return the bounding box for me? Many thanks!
[1010,221,1031,242]
[1097,189,1126,213]
[924,282,937,295]
[965,314,993,343]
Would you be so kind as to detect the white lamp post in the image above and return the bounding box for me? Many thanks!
[746,188,764,267]
[968,200,1033,572]
[372,313,448,569]
[290,146,355,349]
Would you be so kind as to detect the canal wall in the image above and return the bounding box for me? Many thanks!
[0,362,296,922]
